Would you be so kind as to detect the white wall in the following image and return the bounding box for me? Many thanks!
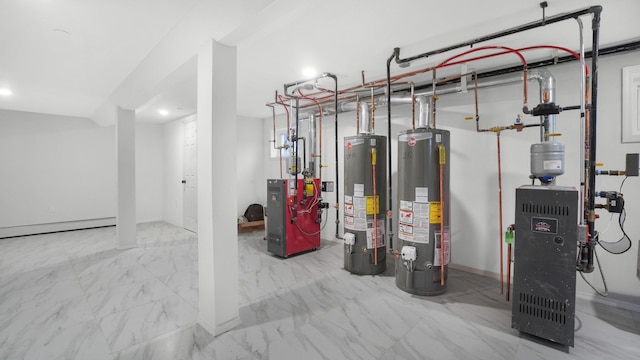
[0,109,178,236]
[162,114,265,226]
[136,123,164,223]
[0,110,116,229]
[163,115,188,227]
[236,116,266,216]
[261,50,640,300]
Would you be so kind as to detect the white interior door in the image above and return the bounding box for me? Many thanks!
[183,120,197,232]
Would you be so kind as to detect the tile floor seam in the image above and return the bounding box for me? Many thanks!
[114,321,200,357]
[97,293,192,354]
[66,243,118,360]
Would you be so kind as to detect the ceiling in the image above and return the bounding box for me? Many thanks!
[1,0,639,125]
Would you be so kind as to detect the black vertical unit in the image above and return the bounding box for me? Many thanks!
[512,185,578,347]
[266,179,287,257]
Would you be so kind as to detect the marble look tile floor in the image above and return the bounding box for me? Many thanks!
[1,221,639,359]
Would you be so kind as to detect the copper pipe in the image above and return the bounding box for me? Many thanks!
[497,133,504,294]
[296,44,541,111]
[435,71,475,85]
[434,46,528,110]
[275,91,290,135]
[432,71,484,131]
[474,75,489,133]
[269,105,277,149]
[268,92,357,114]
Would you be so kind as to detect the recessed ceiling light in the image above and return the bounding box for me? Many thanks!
[302,67,317,78]
[0,88,12,96]
[158,109,169,116]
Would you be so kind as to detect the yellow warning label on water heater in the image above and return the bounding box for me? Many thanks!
[430,201,441,224]
[366,196,380,215]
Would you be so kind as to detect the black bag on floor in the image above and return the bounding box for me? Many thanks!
[243,204,264,222]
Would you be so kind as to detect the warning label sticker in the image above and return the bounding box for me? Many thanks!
[543,160,562,171]
[398,223,413,241]
[398,197,430,244]
[344,203,354,216]
[366,220,385,249]
[352,196,367,230]
[354,184,364,197]
[400,200,413,211]
[430,201,441,224]
[399,210,413,225]
[366,196,380,215]
[344,215,355,229]
[415,187,429,203]
[412,201,430,243]
[434,229,450,266]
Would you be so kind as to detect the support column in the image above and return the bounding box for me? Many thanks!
[116,107,137,249]
[196,39,240,335]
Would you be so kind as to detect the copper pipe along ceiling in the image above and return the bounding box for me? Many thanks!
[375,81,419,129]
[274,45,551,116]
[284,44,582,117]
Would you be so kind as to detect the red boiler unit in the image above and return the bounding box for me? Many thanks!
[266,178,322,257]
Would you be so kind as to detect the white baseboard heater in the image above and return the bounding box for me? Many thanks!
[0,217,116,238]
